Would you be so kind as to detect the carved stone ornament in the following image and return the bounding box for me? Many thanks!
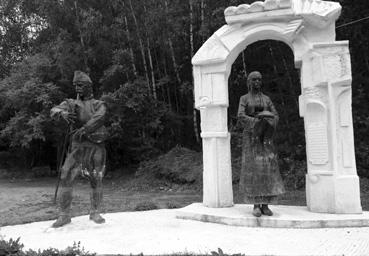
[224,0,292,16]
[303,87,325,100]
[224,0,341,28]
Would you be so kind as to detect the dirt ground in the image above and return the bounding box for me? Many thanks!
[1,174,369,227]
[0,173,202,227]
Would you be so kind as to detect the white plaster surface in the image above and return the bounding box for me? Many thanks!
[193,0,361,213]
[176,203,369,228]
[1,208,369,255]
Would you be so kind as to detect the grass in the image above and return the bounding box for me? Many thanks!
[1,173,369,227]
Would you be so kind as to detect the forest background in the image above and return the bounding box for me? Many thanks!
[0,0,368,186]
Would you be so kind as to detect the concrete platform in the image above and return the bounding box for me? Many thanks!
[176,203,369,228]
[1,208,369,255]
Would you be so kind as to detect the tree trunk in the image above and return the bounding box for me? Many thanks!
[276,44,299,109]
[200,0,206,41]
[241,51,247,76]
[268,44,293,145]
[163,1,180,82]
[162,54,172,109]
[153,47,166,102]
[74,1,88,72]
[147,38,157,100]
[168,39,181,85]
[164,0,180,112]
[123,15,137,77]
[189,0,200,143]
[127,0,151,94]
[142,2,157,100]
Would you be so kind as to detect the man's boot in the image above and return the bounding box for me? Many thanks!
[90,190,105,224]
[52,190,72,228]
[52,214,71,228]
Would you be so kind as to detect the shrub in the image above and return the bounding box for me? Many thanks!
[166,202,181,209]
[134,201,159,211]
[0,238,95,256]
[137,146,202,185]
[0,237,24,256]
[279,159,306,190]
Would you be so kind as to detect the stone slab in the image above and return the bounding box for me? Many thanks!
[176,203,369,228]
[2,209,369,255]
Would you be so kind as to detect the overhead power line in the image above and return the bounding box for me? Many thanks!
[336,15,369,29]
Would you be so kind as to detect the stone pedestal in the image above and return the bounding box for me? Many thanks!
[176,203,369,228]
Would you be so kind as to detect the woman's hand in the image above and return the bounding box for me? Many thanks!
[257,111,274,119]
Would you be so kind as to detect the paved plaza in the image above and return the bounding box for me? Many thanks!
[1,206,369,255]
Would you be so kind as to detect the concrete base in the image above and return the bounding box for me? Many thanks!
[176,203,369,228]
[3,209,369,255]
[306,174,362,214]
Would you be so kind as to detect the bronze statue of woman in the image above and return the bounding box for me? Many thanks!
[237,71,285,217]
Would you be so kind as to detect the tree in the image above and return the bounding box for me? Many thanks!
[0,0,368,177]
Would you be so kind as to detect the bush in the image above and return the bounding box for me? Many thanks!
[166,202,181,209]
[134,201,158,211]
[0,151,21,168]
[0,237,95,256]
[279,159,306,190]
[0,237,24,256]
[137,146,202,185]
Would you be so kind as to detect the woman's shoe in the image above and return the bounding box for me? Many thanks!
[252,204,262,217]
[261,204,273,216]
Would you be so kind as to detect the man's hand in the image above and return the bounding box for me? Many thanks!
[74,127,86,141]
[60,111,76,124]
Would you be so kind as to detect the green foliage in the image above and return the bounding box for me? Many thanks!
[0,53,65,167]
[0,53,66,167]
[0,0,368,177]
[166,201,181,209]
[102,78,178,165]
[0,238,95,256]
[211,248,244,256]
[279,159,306,190]
[134,201,158,211]
[0,237,24,256]
[26,242,95,256]
[137,146,202,184]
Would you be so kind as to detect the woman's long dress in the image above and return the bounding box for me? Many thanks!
[237,92,285,204]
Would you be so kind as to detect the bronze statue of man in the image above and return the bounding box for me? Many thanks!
[237,71,285,217]
[51,71,108,227]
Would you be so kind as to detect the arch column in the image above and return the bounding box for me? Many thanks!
[300,41,362,213]
[194,66,233,207]
[201,107,233,207]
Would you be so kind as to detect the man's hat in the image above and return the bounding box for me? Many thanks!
[73,70,92,84]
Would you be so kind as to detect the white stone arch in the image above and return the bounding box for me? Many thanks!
[193,0,362,213]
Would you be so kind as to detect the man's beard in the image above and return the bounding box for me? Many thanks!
[77,92,88,100]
